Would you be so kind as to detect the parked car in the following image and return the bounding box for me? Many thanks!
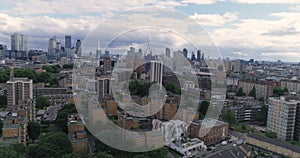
[221,141,228,145]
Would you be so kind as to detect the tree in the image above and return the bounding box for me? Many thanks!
[222,110,237,126]
[28,132,72,158]
[42,65,60,73]
[165,83,181,95]
[93,151,114,158]
[266,131,277,139]
[256,104,268,125]
[0,143,27,158]
[249,86,256,99]
[8,143,27,158]
[258,97,264,103]
[272,87,287,97]
[56,103,77,133]
[28,121,41,142]
[0,95,7,108]
[35,96,50,109]
[63,64,74,69]
[199,101,209,117]
[236,87,246,96]
[0,119,3,134]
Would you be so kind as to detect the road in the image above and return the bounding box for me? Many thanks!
[186,131,247,158]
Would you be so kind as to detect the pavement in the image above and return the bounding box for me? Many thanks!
[183,131,247,158]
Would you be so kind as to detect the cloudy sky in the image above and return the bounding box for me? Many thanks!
[1,0,300,61]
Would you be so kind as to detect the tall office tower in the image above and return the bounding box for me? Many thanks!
[65,36,71,58]
[6,78,33,110]
[183,48,188,58]
[166,48,171,58]
[65,35,71,48]
[191,52,196,61]
[96,39,101,59]
[267,97,298,141]
[197,50,201,62]
[56,42,61,51]
[98,76,113,98]
[103,57,112,74]
[150,60,163,87]
[48,36,57,54]
[11,33,28,51]
[173,51,184,72]
[75,40,82,57]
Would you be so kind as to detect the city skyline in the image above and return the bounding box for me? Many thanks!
[0,1,300,61]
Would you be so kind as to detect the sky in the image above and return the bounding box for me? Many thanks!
[1,0,300,61]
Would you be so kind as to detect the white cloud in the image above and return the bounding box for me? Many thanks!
[233,0,300,4]
[4,0,184,16]
[189,12,238,26]
[182,0,216,5]
[209,11,300,61]
[260,52,300,62]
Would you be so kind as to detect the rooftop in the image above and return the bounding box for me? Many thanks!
[247,133,300,153]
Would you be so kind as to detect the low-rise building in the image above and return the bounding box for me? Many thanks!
[167,138,206,156]
[152,119,187,144]
[188,118,229,145]
[67,114,89,157]
[246,133,300,158]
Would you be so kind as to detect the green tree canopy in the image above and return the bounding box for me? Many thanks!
[35,96,50,109]
[199,101,209,118]
[249,86,256,99]
[236,87,246,96]
[0,95,7,108]
[256,104,268,126]
[165,83,181,95]
[272,86,288,97]
[56,103,77,133]
[266,131,277,139]
[93,151,114,158]
[222,110,237,126]
[28,121,41,142]
[0,69,10,83]
[0,143,27,158]
[129,80,157,97]
[42,65,60,73]
[62,64,74,69]
[28,132,72,158]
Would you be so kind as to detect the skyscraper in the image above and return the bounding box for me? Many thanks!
[6,78,33,110]
[183,48,188,58]
[166,48,171,58]
[191,52,196,61]
[197,50,201,62]
[48,36,57,54]
[11,33,28,52]
[65,35,71,49]
[75,40,82,57]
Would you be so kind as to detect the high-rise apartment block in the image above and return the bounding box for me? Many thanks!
[150,60,163,87]
[98,76,113,99]
[6,78,33,110]
[267,97,299,141]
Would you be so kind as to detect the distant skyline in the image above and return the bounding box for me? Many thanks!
[1,0,300,61]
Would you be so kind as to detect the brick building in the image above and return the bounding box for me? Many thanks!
[67,114,89,157]
[188,118,229,145]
